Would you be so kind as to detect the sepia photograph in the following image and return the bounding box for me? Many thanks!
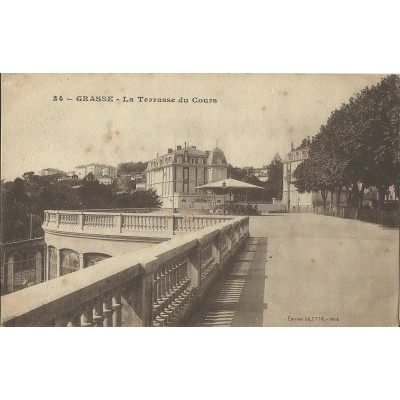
[1,73,399,327]
[1,2,400,399]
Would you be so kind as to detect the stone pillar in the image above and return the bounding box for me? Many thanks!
[167,215,175,234]
[122,259,158,327]
[113,294,123,327]
[35,250,43,283]
[79,254,84,270]
[56,249,61,277]
[7,255,14,294]
[187,242,201,289]
[79,212,84,231]
[213,233,221,268]
[114,213,123,234]
[46,245,50,281]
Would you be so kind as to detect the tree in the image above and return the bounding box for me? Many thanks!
[264,153,283,200]
[294,74,399,210]
[23,171,35,181]
[114,189,161,208]
[85,172,96,182]
[79,180,113,209]
[117,162,147,175]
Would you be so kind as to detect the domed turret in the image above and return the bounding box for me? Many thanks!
[206,147,228,182]
[207,147,228,165]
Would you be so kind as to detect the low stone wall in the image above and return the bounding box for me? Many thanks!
[313,206,399,228]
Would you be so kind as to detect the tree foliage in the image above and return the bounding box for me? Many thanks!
[227,153,283,202]
[293,74,399,209]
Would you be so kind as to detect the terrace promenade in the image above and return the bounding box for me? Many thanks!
[187,214,399,327]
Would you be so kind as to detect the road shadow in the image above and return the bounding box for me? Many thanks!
[183,237,268,327]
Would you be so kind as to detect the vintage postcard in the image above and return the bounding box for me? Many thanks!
[1,73,399,327]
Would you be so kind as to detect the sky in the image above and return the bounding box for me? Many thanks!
[1,73,385,181]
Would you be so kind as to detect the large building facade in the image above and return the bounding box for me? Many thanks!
[282,137,318,209]
[146,145,228,209]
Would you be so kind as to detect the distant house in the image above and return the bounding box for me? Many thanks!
[282,137,316,208]
[98,176,113,185]
[38,168,65,176]
[74,163,117,181]
[253,167,269,182]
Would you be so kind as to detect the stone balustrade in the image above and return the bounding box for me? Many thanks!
[43,210,232,237]
[1,216,250,327]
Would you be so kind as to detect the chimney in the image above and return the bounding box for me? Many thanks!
[191,145,196,149]
[205,150,210,158]
[184,141,187,148]
[291,142,294,151]
[177,145,182,150]
[168,148,173,153]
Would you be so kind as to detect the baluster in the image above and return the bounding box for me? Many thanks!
[156,270,163,304]
[81,307,94,327]
[93,303,104,327]
[160,267,167,303]
[70,313,82,327]
[153,272,160,309]
[112,294,122,327]
[103,298,113,327]
[158,267,171,323]
[166,265,173,300]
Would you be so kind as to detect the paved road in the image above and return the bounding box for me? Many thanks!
[187,214,399,327]
[253,214,399,327]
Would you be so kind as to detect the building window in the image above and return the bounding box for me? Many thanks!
[177,156,182,164]
[183,183,189,193]
[183,167,189,180]
[198,158,203,164]
[184,151,188,162]
[190,158,195,164]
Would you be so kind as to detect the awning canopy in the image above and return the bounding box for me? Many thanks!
[196,178,265,190]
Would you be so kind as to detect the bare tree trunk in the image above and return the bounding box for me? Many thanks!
[336,186,343,208]
[321,189,327,209]
[345,186,352,207]
[358,183,365,209]
[377,185,387,210]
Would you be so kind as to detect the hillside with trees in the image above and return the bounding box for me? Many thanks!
[1,173,161,243]
[117,161,147,175]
